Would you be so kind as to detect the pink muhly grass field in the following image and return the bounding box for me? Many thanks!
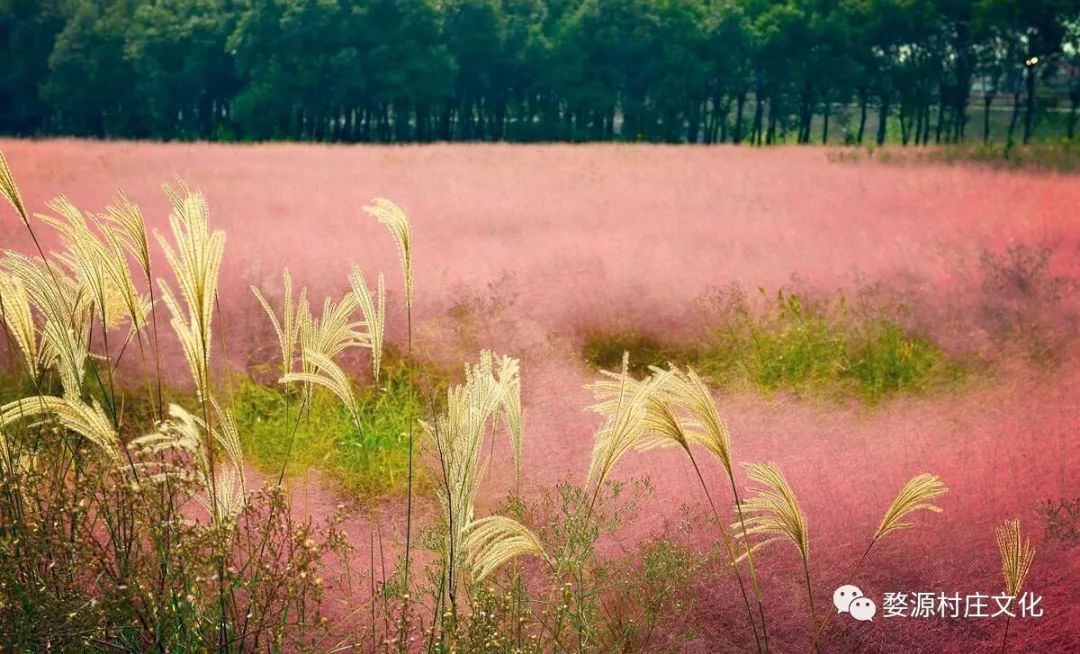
[1,138,1078,652]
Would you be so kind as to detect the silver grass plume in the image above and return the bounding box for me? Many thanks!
[0,150,29,227]
[423,351,534,597]
[1,252,92,397]
[1,396,122,467]
[463,515,550,583]
[281,349,361,428]
[130,403,247,524]
[155,182,225,402]
[874,474,947,540]
[348,267,386,381]
[363,198,412,308]
[996,519,1034,597]
[251,269,308,376]
[0,270,43,380]
[584,352,656,489]
[734,462,809,564]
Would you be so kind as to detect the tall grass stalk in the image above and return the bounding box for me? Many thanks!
[812,473,947,648]
[996,519,1034,654]
[586,359,767,652]
[362,198,416,647]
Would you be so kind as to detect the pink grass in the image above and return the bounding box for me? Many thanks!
[1,139,1077,651]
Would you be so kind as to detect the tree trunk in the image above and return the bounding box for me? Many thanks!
[1023,65,1037,144]
[899,103,909,145]
[935,96,946,143]
[752,89,764,145]
[983,93,995,144]
[734,89,746,144]
[821,102,830,144]
[1006,88,1022,147]
[876,94,889,146]
[766,97,778,145]
[857,90,868,144]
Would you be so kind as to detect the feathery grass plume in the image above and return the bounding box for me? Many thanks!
[463,515,549,583]
[92,210,152,334]
[591,365,770,652]
[363,198,412,308]
[155,182,225,401]
[100,191,152,280]
[735,462,809,563]
[655,365,734,476]
[348,267,386,381]
[251,269,308,375]
[0,271,42,379]
[996,519,1035,597]
[288,289,361,407]
[0,396,122,466]
[0,150,29,227]
[423,351,525,604]
[210,399,246,491]
[39,195,137,320]
[2,252,92,397]
[196,467,246,524]
[584,352,655,490]
[812,473,948,650]
[495,354,523,484]
[38,196,135,332]
[130,403,207,474]
[130,402,247,523]
[588,366,690,453]
[738,461,815,649]
[874,474,948,540]
[281,350,361,427]
[300,292,362,365]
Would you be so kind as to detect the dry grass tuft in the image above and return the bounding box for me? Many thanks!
[363,198,412,308]
[155,181,224,402]
[875,473,948,540]
[0,150,28,226]
[423,350,540,600]
[252,269,307,376]
[349,267,387,381]
[735,462,809,564]
[585,352,655,490]
[463,515,550,583]
[995,519,1035,597]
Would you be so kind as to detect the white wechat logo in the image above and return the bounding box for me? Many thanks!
[833,584,877,622]
[833,584,863,613]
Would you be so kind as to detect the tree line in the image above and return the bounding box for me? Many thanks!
[2,0,1079,145]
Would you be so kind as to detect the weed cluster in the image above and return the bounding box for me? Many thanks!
[586,286,963,402]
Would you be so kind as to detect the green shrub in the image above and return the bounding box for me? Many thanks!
[583,288,966,402]
[234,356,442,497]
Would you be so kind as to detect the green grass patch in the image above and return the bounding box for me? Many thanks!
[233,355,445,497]
[584,290,971,402]
[0,352,446,498]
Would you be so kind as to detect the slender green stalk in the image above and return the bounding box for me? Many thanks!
[802,558,817,652]
[686,454,763,654]
[730,477,770,653]
[812,539,874,649]
[400,302,414,649]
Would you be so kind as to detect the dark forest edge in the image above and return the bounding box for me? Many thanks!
[2,0,1080,145]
